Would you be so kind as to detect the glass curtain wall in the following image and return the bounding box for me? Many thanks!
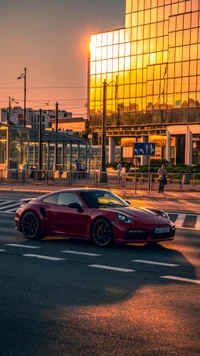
[89,0,200,127]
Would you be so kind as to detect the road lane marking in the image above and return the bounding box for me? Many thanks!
[6,244,41,249]
[0,201,12,206]
[0,202,20,210]
[174,214,186,228]
[89,264,135,272]
[23,254,65,261]
[132,259,179,267]
[6,206,21,213]
[61,250,102,257]
[160,275,200,284]
[0,249,6,252]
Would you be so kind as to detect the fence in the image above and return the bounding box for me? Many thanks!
[1,168,200,192]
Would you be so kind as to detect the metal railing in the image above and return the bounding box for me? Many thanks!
[1,169,200,192]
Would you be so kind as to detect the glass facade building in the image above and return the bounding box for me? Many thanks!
[89,0,200,164]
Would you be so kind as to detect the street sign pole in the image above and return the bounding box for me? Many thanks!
[134,156,137,194]
[148,155,151,194]
[133,142,155,194]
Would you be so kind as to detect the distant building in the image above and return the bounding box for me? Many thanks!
[0,108,73,131]
[50,117,89,134]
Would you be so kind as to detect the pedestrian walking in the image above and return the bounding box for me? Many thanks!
[158,164,167,193]
[117,161,122,183]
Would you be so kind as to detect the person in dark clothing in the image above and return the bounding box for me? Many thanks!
[75,160,80,179]
[158,164,167,193]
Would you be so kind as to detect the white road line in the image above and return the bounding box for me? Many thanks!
[160,275,200,285]
[131,259,179,267]
[0,202,21,211]
[6,244,41,249]
[0,211,16,214]
[0,249,6,252]
[89,264,135,272]
[195,215,200,230]
[0,201,12,206]
[23,254,65,261]
[61,250,102,257]
[6,206,21,213]
[174,213,186,228]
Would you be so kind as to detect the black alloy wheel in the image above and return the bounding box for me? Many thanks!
[91,218,113,247]
[21,211,42,240]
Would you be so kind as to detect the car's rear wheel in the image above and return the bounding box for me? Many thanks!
[21,211,43,240]
[91,218,113,247]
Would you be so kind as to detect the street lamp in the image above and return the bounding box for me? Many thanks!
[7,97,19,125]
[99,79,118,183]
[99,79,107,183]
[17,67,27,127]
[88,134,92,173]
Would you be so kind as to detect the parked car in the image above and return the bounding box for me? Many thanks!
[15,188,175,247]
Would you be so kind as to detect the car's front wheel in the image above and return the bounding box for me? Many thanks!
[21,211,43,240]
[91,218,113,247]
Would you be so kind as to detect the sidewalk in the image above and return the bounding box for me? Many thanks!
[1,180,200,201]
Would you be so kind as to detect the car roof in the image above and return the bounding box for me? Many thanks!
[39,188,112,199]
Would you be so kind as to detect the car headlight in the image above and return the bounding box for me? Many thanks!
[160,210,170,220]
[116,213,132,224]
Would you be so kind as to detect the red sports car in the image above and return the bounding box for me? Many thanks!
[15,188,175,247]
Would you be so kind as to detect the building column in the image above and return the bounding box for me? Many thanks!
[185,127,192,165]
[62,142,64,170]
[141,136,148,165]
[85,140,88,171]
[47,143,50,170]
[69,142,72,171]
[108,136,115,163]
[166,130,171,162]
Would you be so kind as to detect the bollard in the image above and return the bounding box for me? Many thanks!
[22,170,25,185]
[94,172,98,187]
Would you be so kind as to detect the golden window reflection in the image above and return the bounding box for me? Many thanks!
[182,61,189,77]
[132,13,137,26]
[130,84,136,97]
[90,0,200,126]
[119,57,125,71]
[131,0,137,12]
[126,0,131,14]
[191,28,198,44]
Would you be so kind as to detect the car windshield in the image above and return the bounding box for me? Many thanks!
[80,191,129,209]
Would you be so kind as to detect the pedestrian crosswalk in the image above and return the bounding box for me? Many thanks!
[0,199,200,230]
[0,200,21,213]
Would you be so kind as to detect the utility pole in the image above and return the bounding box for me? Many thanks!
[99,79,107,183]
[17,67,27,127]
[55,101,59,170]
[24,67,27,127]
[38,109,42,171]
[7,97,11,126]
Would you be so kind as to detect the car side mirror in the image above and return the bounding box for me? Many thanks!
[125,200,131,206]
[68,202,83,211]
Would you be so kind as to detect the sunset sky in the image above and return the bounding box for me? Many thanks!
[0,0,125,117]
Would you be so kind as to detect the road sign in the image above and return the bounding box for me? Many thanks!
[133,142,155,156]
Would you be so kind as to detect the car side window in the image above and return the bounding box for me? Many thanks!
[58,193,83,206]
[42,194,59,205]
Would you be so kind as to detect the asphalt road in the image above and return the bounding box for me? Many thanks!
[0,212,200,356]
